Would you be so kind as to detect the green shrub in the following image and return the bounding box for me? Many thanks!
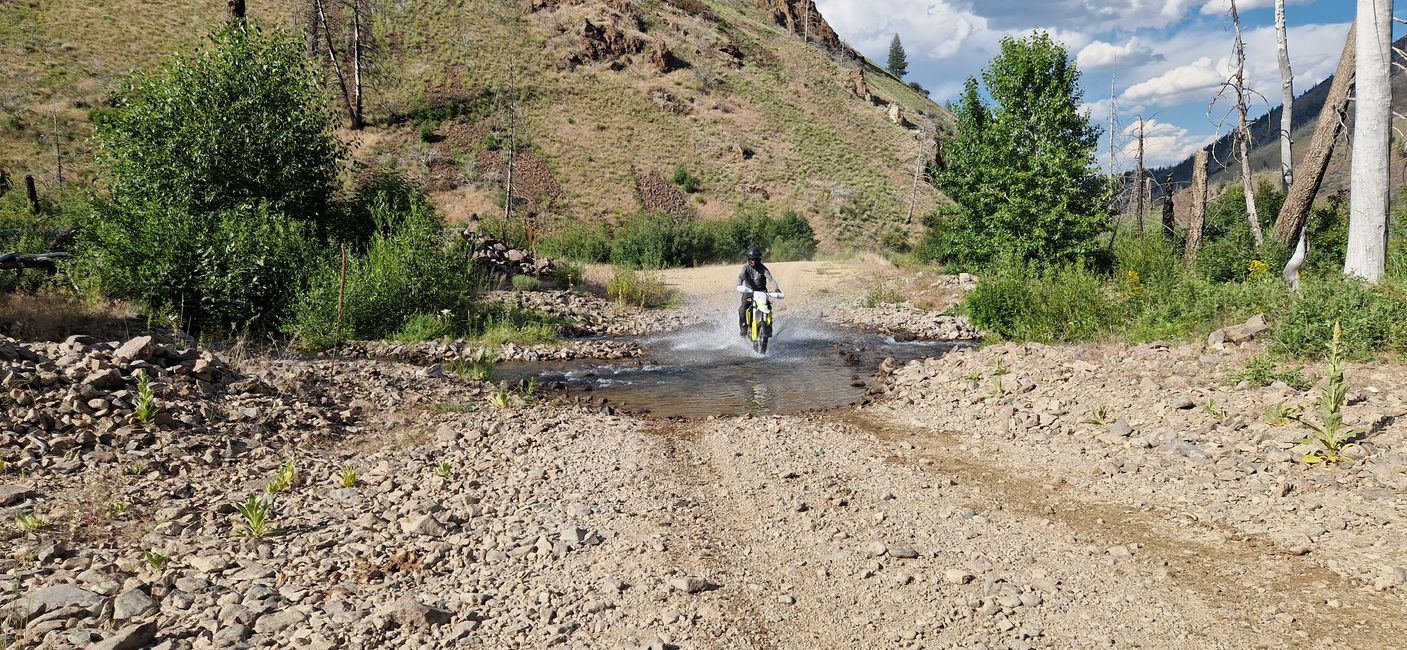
[552,261,584,289]
[79,201,320,332]
[392,313,452,342]
[607,269,674,308]
[474,305,564,346]
[93,23,343,231]
[610,213,709,269]
[288,200,480,350]
[510,275,541,291]
[1273,276,1407,359]
[963,259,1117,342]
[767,211,818,261]
[672,166,701,193]
[536,220,611,263]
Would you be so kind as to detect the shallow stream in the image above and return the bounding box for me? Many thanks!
[497,316,969,418]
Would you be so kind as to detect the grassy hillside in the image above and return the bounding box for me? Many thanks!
[0,0,949,252]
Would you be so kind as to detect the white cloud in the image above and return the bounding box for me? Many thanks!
[1198,0,1314,16]
[1076,37,1166,70]
[1121,57,1225,108]
[959,0,1202,32]
[1120,118,1218,167]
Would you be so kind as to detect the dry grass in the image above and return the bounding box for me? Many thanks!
[0,292,143,342]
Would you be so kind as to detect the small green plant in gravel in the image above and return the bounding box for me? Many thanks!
[990,377,1005,397]
[338,465,357,488]
[1081,406,1111,426]
[15,513,46,533]
[1264,403,1300,426]
[109,501,130,517]
[1205,399,1228,422]
[133,372,159,428]
[144,550,169,572]
[233,493,278,538]
[862,278,904,308]
[489,386,512,410]
[1225,356,1312,391]
[1295,323,1362,465]
[266,458,297,493]
[129,463,146,476]
[449,347,496,381]
[435,462,454,479]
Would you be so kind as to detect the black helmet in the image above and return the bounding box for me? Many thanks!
[747,247,763,261]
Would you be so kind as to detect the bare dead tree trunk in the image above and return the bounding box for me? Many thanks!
[1345,0,1392,282]
[1275,0,1295,192]
[1231,0,1263,245]
[306,0,321,56]
[905,129,927,225]
[350,0,365,130]
[1134,117,1146,233]
[24,175,39,215]
[51,112,62,187]
[1273,23,1356,245]
[1161,174,1175,241]
[503,63,517,223]
[228,0,246,20]
[1184,150,1210,267]
[315,0,358,125]
[1276,0,1308,289]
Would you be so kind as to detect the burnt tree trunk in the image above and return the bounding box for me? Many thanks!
[228,0,246,20]
[1272,23,1356,246]
[1183,150,1210,267]
[1161,174,1175,241]
[24,175,39,214]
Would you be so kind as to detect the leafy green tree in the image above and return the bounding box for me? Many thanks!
[82,23,346,331]
[93,22,344,229]
[926,32,1106,268]
[887,34,909,78]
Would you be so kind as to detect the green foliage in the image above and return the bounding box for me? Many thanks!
[963,257,1117,342]
[552,261,584,289]
[474,305,564,346]
[886,34,909,78]
[608,208,818,269]
[338,465,357,488]
[14,512,46,533]
[144,550,169,572]
[1271,275,1407,360]
[863,278,904,307]
[610,213,709,269]
[510,274,542,291]
[1295,323,1361,465]
[1225,355,1311,391]
[607,269,674,308]
[133,372,158,428]
[93,23,343,229]
[79,201,321,332]
[266,458,296,493]
[435,462,454,479]
[927,32,1105,268]
[446,347,496,381]
[536,221,612,263]
[672,166,701,193]
[1194,182,1287,283]
[288,199,481,351]
[392,313,452,342]
[233,493,278,538]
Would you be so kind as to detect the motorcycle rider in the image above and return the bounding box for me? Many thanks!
[738,247,780,337]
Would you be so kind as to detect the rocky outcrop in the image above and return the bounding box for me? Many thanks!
[563,16,646,71]
[757,0,852,56]
[649,39,688,73]
[846,67,871,103]
[634,169,697,222]
[466,237,557,279]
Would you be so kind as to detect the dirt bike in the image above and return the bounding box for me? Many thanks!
[738,286,784,354]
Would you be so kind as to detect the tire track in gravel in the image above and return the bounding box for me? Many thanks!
[647,423,781,650]
[845,407,1407,650]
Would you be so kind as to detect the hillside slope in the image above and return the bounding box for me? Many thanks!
[0,0,949,251]
[1149,34,1407,199]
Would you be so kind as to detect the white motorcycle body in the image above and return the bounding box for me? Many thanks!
[737,285,784,353]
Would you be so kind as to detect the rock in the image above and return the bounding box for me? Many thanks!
[90,622,156,650]
[864,541,888,557]
[113,336,155,361]
[943,569,974,585]
[0,484,31,507]
[15,585,103,620]
[669,577,711,594]
[187,553,231,573]
[889,546,920,559]
[403,513,448,537]
[1209,313,1269,347]
[385,595,452,627]
[254,607,307,635]
[1172,397,1196,410]
[83,368,125,390]
[112,587,156,620]
[1108,419,1134,437]
[420,364,446,379]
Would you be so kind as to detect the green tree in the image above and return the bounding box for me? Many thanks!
[82,22,346,331]
[926,32,1106,268]
[94,22,345,230]
[887,34,909,78]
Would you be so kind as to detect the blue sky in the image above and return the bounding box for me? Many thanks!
[815,0,1383,169]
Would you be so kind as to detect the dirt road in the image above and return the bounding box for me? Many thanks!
[4,261,1404,649]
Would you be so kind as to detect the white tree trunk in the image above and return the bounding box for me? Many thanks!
[1275,0,1295,192]
[1231,0,1263,245]
[1345,0,1392,282]
[1276,0,1306,289]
